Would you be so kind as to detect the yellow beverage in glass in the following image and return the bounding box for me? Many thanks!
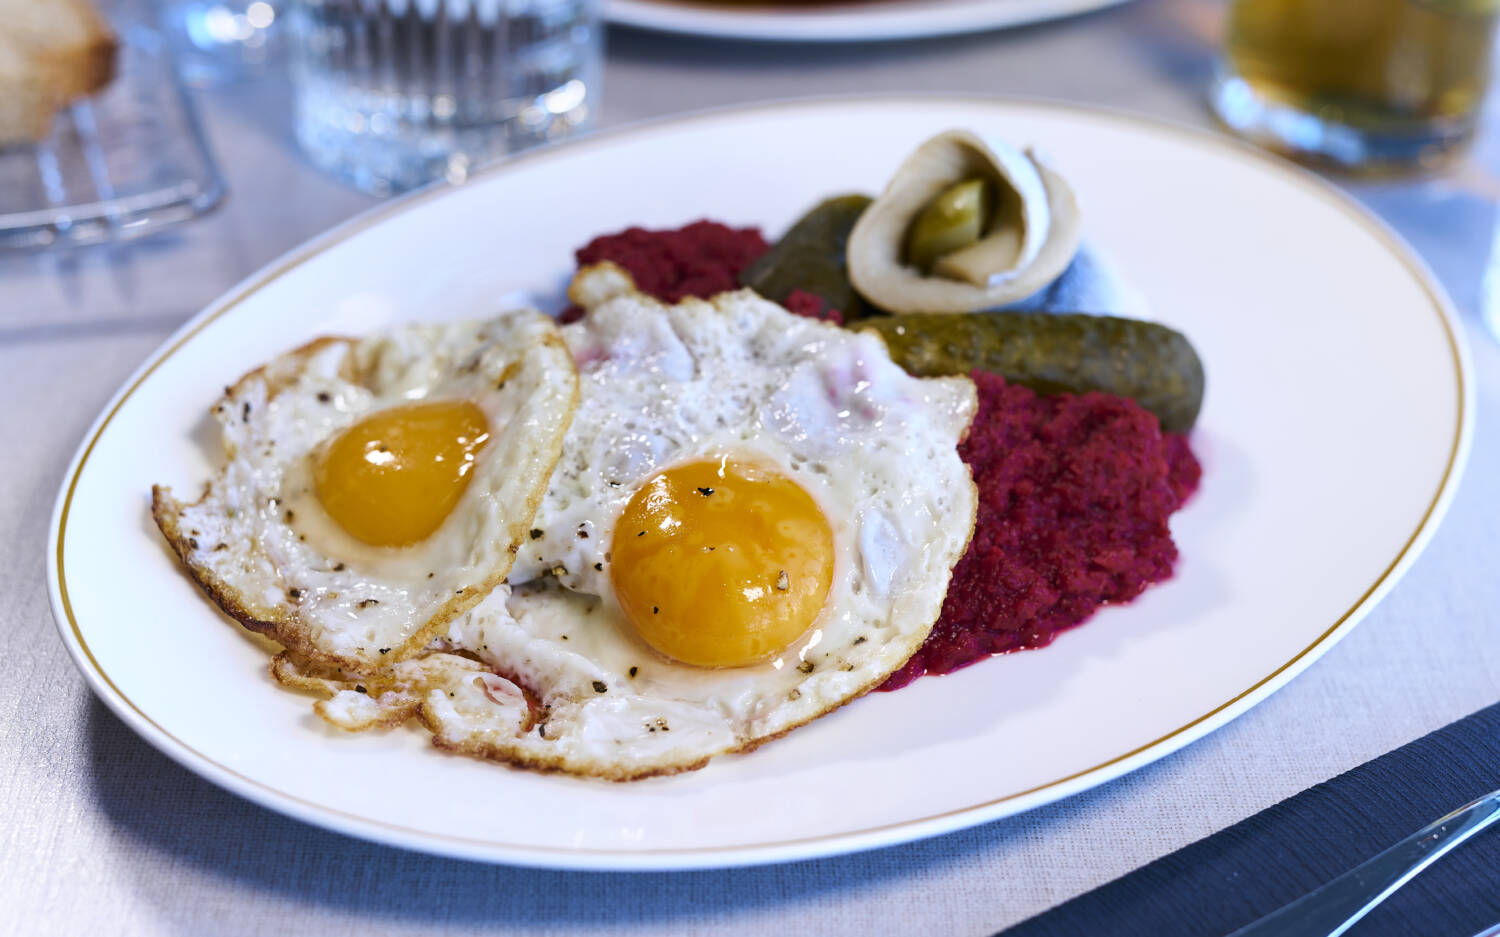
[1213,0,1499,171]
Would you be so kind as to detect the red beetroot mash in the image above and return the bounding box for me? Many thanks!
[563,221,856,324]
[561,220,769,322]
[880,374,1200,690]
[781,288,844,325]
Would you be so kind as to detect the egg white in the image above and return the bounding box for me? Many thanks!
[153,310,579,675]
[277,272,980,780]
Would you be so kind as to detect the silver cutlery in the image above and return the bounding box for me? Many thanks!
[1227,787,1500,937]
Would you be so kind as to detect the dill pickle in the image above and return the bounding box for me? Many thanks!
[740,194,873,320]
[904,177,993,273]
[863,312,1205,433]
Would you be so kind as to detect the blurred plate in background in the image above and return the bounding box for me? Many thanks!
[603,0,1133,42]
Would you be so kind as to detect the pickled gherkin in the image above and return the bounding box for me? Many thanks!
[862,312,1204,433]
[904,177,994,274]
[740,195,873,320]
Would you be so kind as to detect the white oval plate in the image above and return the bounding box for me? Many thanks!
[604,0,1131,42]
[49,98,1471,870]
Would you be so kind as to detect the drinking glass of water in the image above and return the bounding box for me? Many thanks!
[286,0,601,196]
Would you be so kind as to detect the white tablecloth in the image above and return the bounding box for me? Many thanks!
[4,2,1499,934]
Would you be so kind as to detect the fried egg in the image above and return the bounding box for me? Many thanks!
[153,310,579,674]
[279,267,979,779]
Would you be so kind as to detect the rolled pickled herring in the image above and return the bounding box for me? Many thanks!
[847,130,1083,315]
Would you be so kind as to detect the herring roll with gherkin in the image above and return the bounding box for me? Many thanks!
[847,129,1083,314]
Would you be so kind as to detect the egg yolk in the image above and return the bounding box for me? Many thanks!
[313,400,490,547]
[610,458,834,669]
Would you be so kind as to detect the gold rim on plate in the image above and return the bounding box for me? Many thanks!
[49,95,1471,867]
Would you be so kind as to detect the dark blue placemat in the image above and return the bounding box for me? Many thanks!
[998,702,1500,937]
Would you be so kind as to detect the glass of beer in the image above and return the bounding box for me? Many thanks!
[1212,0,1499,172]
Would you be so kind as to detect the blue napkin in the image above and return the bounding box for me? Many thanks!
[997,701,1500,937]
[1004,242,1149,319]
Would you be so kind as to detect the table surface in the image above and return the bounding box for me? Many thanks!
[5,2,1500,935]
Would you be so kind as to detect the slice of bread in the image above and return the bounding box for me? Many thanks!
[0,0,117,147]
[0,40,56,144]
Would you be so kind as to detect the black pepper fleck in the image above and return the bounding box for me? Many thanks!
[288,588,305,600]
[577,529,589,539]
[853,636,867,645]
[594,562,603,572]
[357,599,379,609]
[592,681,607,694]
[354,685,367,694]
[333,562,346,572]
[696,487,714,497]
[637,530,645,537]
[652,606,659,615]
[628,666,638,678]
[241,402,251,422]
[379,648,390,654]
[316,392,331,403]
[529,528,543,540]
[284,509,295,523]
